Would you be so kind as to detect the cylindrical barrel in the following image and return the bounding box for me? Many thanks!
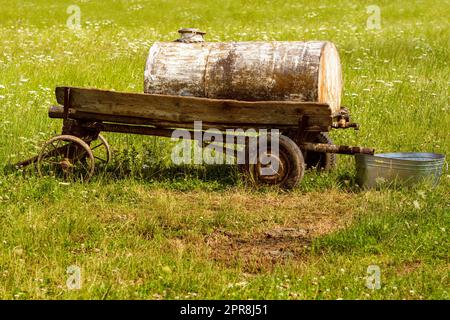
[144,39,342,113]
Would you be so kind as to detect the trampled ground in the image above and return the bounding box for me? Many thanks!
[0,0,448,299]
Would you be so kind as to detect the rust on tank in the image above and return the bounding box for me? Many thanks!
[206,47,238,99]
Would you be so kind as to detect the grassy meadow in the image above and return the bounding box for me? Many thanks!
[0,0,449,299]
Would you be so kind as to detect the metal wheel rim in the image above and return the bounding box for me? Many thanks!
[37,135,95,182]
[89,134,111,165]
[250,148,291,186]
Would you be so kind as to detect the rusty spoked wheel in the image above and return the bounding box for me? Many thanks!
[89,134,112,167]
[246,135,305,189]
[37,135,95,182]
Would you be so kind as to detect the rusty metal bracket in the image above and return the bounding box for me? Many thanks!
[331,106,360,130]
[332,122,360,130]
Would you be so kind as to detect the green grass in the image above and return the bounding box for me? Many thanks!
[0,0,449,299]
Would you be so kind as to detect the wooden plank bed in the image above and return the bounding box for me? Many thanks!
[16,86,373,188]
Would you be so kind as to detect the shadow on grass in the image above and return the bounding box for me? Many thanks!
[2,151,372,193]
[2,160,365,193]
[100,162,244,189]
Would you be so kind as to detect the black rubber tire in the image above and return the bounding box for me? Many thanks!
[243,134,305,189]
[304,132,337,171]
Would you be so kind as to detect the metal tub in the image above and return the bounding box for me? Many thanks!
[355,152,446,188]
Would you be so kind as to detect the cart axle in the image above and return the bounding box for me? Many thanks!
[301,142,374,155]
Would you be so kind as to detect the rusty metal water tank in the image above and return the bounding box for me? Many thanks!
[144,29,343,113]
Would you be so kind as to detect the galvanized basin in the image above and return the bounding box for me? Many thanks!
[355,152,446,188]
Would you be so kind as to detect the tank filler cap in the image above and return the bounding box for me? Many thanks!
[175,28,206,43]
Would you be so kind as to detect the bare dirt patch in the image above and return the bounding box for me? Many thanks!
[395,260,422,276]
[204,190,356,272]
[205,228,308,272]
[127,187,356,272]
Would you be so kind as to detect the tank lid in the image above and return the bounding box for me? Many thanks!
[175,28,206,43]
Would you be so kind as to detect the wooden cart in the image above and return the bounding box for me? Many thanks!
[16,86,374,188]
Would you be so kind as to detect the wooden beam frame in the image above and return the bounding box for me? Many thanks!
[54,86,332,131]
